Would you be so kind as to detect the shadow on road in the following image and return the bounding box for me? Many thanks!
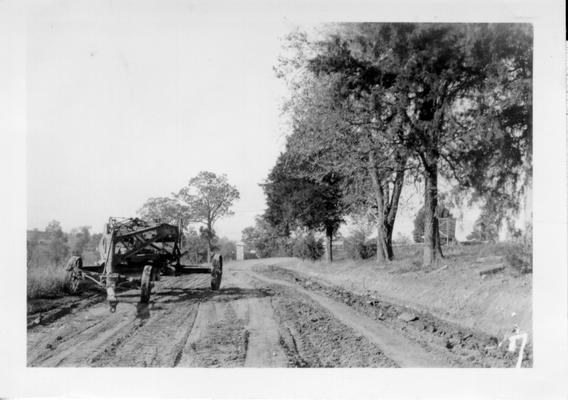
[159,286,274,304]
[118,287,274,306]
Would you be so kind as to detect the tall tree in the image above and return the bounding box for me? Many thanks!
[277,29,410,264]
[175,171,240,262]
[263,151,344,262]
[383,24,532,266]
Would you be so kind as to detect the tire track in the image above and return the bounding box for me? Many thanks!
[103,304,200,367]
[28,270,213,367]
[245,269,448,367]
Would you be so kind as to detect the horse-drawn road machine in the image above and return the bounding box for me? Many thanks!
[64,217,223,312]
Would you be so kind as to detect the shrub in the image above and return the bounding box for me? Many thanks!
[343,231,377,260]
[343,230,367,259]
[241,219,293,258]
[363,240,377,259]
[292,232,324,261]
[505,228,532,274]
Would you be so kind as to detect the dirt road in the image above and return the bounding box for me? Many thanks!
[27,260,522,367]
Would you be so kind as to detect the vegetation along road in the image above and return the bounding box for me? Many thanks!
[27,259,527,368]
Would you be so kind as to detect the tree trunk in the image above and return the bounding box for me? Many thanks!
[383,162,406,260]
[206,221,212,264]
[376,224,390,262]
[422,161,443,267]
[384,222,394,259]
[368,154,389,265]
[325,226,333,263]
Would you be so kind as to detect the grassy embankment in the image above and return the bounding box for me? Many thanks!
[27,250,98,299]
[269,243,532,338]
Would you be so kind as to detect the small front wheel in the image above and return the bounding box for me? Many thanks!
[210,254,223,290]
[140,265,153,303]
[64,256,83,294]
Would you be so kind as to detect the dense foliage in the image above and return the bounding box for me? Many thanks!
[263,151,344,262]
[275,23,532,267]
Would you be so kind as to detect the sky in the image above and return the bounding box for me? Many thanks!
[26,1,487,241]
[27,1,293,240]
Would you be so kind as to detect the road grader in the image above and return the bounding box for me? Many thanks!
[63,217,223,312]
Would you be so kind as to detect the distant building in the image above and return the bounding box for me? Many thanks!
[236,242,245,261]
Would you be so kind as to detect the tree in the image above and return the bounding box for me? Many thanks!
[69,226,91,256]
[241,216,292,258]
[292,231,325,261]
[381,24,531,266]
[138,196,192,230]
[215,237,237,261]
[176,171,240,262]
[45,220,69,265]
[184,227,209,264]
[467,210,500,243]
[283,23,531,267]
[263,151,344,262]
[276,27,414,265]
[86,232,102,252]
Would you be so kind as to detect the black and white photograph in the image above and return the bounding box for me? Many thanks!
[1,0,566,398]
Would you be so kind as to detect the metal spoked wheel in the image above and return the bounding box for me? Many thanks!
[210,254,223,290]
[64,256,83,294]
[140,265,153,303]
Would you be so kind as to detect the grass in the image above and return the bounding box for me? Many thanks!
[27,262,68,299]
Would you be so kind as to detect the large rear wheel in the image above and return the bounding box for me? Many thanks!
[210,254,223,290]
[64,256,83,294]
[140,265,153,303]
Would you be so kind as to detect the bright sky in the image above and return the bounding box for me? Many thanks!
[27,1,295,239]
[27,1,485,241]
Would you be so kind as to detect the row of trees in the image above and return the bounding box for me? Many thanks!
[262,23,531,267]
[28,171,241,266]
[27,221,102,267]
[27,219,239,268]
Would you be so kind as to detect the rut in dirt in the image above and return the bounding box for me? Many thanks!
[30,260,511,368]
[254,264,531,368]
[27,267,399,367]
[245,270,448,367]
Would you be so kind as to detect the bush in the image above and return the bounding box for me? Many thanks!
[343,230,366,259]
[241,219,294,258]
[363,240,377,259]
[344,231,376,260]
[505,229,532,274]
[292,232,324,261]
